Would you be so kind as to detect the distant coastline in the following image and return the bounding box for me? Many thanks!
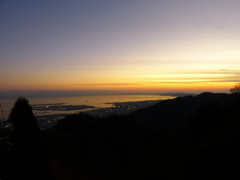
[159,93,197,97]
[31,103,65,106]
[0,90,197,99]
[0,90,160,99]
[0,94,174,122]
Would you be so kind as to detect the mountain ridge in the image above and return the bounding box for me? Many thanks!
[129,92,234,132]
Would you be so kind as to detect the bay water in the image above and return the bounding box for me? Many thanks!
[0,95,174,122]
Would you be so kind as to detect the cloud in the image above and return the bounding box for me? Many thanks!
[138,70,240,75]
[76,83,147,86]
[153,79,240,85]
[75,69,240,86]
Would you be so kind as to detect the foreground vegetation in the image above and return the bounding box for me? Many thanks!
[0,91,240,179]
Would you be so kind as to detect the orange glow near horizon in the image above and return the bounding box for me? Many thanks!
[0,71,236,93]
[3,81,232,94]
[1,1,239,94]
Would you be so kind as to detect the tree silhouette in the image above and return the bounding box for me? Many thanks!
[230,83,240,105]
[8,97,39,132]
[230,83,240,94]
[5,97,50,180]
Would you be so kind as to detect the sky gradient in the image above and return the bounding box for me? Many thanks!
[1,0,240,94]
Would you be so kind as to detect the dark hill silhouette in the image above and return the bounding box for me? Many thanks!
[1,92,240,180]
[129,92,234,132]
[44,113,163,180]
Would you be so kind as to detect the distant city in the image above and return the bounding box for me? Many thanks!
[35,100,162,130]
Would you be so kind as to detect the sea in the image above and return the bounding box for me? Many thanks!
[0,94,174,122]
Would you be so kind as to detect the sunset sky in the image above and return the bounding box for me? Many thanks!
[0,0,239,94]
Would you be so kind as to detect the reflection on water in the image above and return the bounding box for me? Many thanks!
[0,95,174,121]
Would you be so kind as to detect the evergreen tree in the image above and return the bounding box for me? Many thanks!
[6,97,51,179]
[8,97,39,132]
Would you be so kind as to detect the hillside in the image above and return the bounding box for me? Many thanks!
[129,92,234,132]
[0,92,239,180]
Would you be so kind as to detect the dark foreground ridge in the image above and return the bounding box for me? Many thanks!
[0,92,239,180]
[129,92,235,132]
